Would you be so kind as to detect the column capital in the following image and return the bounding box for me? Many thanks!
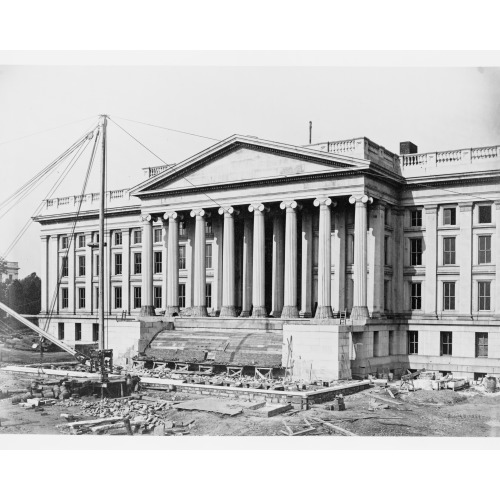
[218,206,240,216]
[139,214,152,223]
[248,203,269,213]
[163,211,183,221]
[349,194,373,205]
[190,208,211,218]
[313,197,336,207]
[280,200,302,210]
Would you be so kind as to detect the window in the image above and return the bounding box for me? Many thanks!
[373,331,379,357]
[475,332,488,358]
[61,236,68,249]
[133,229,142,244]
[408,331,418,354]
[411,282,422,310]
[388,331,394,356]
[410,238,422,265]
[78,288,86,308]
[78,255,86,276]
[78,234,86,248]
[134,253,142,274]
[154,228,162,243]
[179,246,186,269]
[179,221,186,237]
[440,331,452,356]
[114,253,122,275]
[133,287,142,309]
[61,287,68,309]
[92,324,99,342]
[178,284,186,308]
[75,323,82,341]
[205,220,213,235]
[206,283,212,308]
[443,207,456,225]
[479,205,492,224]
[95,255,99,275]
[478,235,491,264]
[443,237,456,265]
[478,282,491,311]
[384,281,391,311]
[58,323,64,340]
[154,286,162,309]
[410,209,422,227]
[443,282,456,310]
[114,231,122,246]
[384,236,390,265]
[61,256,68,277]
[114,286,122,309]
[205,244,212,269]
[154,251,163,274]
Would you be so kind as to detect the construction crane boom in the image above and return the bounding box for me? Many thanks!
[0,301,88,363]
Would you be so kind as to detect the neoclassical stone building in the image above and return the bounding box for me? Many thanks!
[34,135,500,380]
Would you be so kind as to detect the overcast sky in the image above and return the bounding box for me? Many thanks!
[1,63,500,277]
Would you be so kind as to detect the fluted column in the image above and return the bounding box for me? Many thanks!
[240,216,253,317]
[280,200,301,318]
[190,208,209,317]
[249,203,269,317]
[313,197,336,319]
[164,211,181,316]
[349,194,373,320]
[219,206,239,317]
[140,214,155,316]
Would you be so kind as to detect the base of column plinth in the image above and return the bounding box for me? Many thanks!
[270,310,282,318]
[300,311,312,318]
[281,306,299,319]
[314,306,333,319]
[251,306,268,318]
[140,305,156,317]
[220,305,238,317]
[164,305,180,317]
[191,306,208,317]
[239,310,251,317]
[350,306,370,320]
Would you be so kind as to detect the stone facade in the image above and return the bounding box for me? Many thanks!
[33,135,500,378]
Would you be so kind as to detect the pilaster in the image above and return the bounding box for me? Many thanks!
[424,204,438,316]
[459,202,473,316]
[140,214,155,317]
[300,209,313,318]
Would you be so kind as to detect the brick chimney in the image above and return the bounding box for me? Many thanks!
[400,141,418,155]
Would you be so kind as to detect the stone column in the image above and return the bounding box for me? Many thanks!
[300,209,313,318]
[271,213,285,317]
[459,202,473,316]
[424,205,438,316]
[313,197,336,319]
[249,203,269,317]
[280,200,301,318]
[240,216,253,317]
[164,211,181,316]
[190,208,209,317]
[349,194,373,320]
[219,206,239,317]
[40,235,49,314]
[140,214,155,316]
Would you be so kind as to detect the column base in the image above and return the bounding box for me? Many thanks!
[140,305,156,317]
[220,305,238,317]
[239,310,251,317]
[191,306,208,317]
[314,306,333,319]
[281,305,299,319]
[270,310,282,318]
[351,306,370,320]
[300,310,312,318]
[164,305,180,317]
[252,306,268,318]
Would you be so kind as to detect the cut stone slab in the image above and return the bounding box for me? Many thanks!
[248,403,293,418]
[173,398,244,416]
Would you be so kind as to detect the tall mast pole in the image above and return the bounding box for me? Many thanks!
[98,115,107,352]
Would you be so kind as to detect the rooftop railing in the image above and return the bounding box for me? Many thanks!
[44,189,135,211]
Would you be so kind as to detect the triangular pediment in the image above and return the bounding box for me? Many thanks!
[132,135,369,196]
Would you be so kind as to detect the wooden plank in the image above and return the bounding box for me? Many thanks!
[56,416,123,428]
[311,417,358,436]
[290,427,316,436]
[363,393,403,406]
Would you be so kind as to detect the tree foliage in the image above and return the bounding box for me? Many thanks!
[2,272,41,315]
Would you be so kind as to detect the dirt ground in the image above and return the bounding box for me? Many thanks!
[2,359,500,437]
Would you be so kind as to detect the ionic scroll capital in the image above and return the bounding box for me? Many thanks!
[349,194,373,205]
[218,206,240,216]
[313,197,336,208]
[248,203,269,213]
[280,200,302,211]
